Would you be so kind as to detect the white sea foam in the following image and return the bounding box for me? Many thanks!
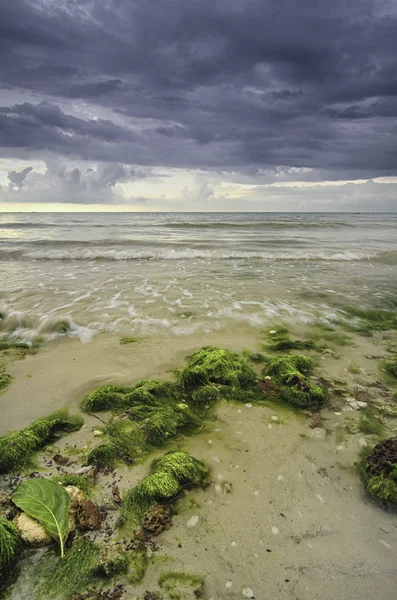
[16,248,382,262]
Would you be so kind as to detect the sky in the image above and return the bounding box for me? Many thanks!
[0,0,397,212]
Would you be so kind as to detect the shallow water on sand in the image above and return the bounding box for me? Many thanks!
[1,212,397,344]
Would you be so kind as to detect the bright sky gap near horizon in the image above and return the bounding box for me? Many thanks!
[0,0,397,212]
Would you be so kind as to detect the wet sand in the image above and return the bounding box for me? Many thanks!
[2,329,397,600]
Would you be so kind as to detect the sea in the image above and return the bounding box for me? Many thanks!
[0,212,396,344]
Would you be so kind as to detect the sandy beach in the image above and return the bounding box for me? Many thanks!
[1,324,397,600]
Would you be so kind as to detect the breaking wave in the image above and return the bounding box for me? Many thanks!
[1,248,393,262]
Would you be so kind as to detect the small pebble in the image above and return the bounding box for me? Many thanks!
[208,440,213,445]
[254,490,260,496]
[217,474,224,481]
[225,581,233,589]
[245,403,252,408]
[242,587,254,598]
[187,515,199,528]
[316,494,325,503]
[271,416,278,421]
[272,526,279,535]
[268,424,273,429]
[231,541,237,547]
[212,456,221,463]
[215,484,222,494]
[277,475,284,482]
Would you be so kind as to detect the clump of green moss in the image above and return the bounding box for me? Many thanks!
[128,550,148,584]
[53,474,94,496]
[309,325,353,346]
[361,437,397,504]
[0,515,21,585]
[385,362,397,378]
[81,380,178,414]
[158,571,204,600]
[120,337,140,345]
[245,352,267,364]
[120,452,210,528]
[178,346,256,390]
[0,338,30,350]
[87,443,120,469]
[191,385,221,411]
[359,407,385,437]
[0,370,11,392]
[265,355,327,408]
[96,543,130,577]
[339,307,397,335]
[81,385,129,412]
[0,409,84,474]
[265,336,316,352]
[39,538,100,599]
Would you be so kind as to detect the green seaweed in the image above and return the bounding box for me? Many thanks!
[87,442,120,469]
[128,550,148,584]
[361,469,397,504]
[385,362,397,378]
[309,326,354,346]
[360,437,397,505]
[39,538,100,599]
[178,346,256,390]
[190,385,221,411]
[158,571,204,600]
[245,352,267,364]
[81,385,129,412]
[265,336,317,352]
[53,474,94,496]
[0,410,84,474]
[120,452,210,528]
[96,543,130,577]
[265,355,327,408]
[339,307,397,335]
[358,406,385,437]
[0,515,21,585]
[0,370,11,392]
[120,337,140,345]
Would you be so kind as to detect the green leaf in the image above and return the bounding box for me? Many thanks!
[12,479,70,557]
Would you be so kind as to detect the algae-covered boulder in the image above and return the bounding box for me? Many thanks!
[264,355,327,408]
[179,346,256,389]
[0,410,83,474]
[361,437,397,504]
[120,451,210,527]
[0,515,21,584]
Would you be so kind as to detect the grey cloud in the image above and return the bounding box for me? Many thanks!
[7,166,33,188]
[0,0,396,197]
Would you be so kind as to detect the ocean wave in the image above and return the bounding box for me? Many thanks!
[161,221,356,229]
[2,248,391,262]
[0,222,57,229]
[0,309,96,344]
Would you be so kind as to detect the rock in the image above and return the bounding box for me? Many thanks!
[13,513,52,546]
[93,430,104,437]
[0,490,18,520]
[53,454,69,465]
[75,465,98,481]
[142,504,172,536]
[77,499,101,531]
[112,484,122,504]
[65,485,86,508]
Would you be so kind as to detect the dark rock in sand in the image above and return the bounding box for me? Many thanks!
[0,490,18,520]
[77,500,102,531]
[53,454,69,466]
[142,504,172,536]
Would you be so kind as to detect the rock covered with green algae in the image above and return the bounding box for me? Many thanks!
[0,515,21,585]
[264,354,327,408]
[0,409,84,474]
[120,451,210,528]
[361,437,397,504]
[178,346,257,390]
[81,380,177,414]
[96,543,130,577]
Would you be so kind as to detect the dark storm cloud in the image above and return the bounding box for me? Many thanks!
[0,0,397,179]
